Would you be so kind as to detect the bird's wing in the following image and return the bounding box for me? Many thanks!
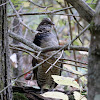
[32,32,51,80]
[32,33,42,79]
[32,57,38,80]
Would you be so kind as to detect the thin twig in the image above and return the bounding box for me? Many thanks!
[10,44,88,66]
[1,44,87,93]
[9,31,41,51]
[8,7,73,17]
[58,1,83,29]
[42,45,89,52]
[60,58,88,65]
[67,2,78,71]
[68,24,90,48]
[45,50,63,73]
[8,13,80,17]
[10,45,83,75]
[43,24,90,69]
[9,31,89,52]
[28,0,53,8]
[60,61,87,69]
[54,14,80,17]
[0,78,18,94]
[10,44,37,53]
[87,3,96,5]
[67,3,84,29]
[8,0,37,33]
[0,1,9,7]
[10,47,37,59]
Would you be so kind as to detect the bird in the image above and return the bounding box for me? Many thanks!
[32,18,62,92]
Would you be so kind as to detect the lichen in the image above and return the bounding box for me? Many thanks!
[13,92,28,100]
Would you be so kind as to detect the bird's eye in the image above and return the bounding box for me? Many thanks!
[43,23,46,25]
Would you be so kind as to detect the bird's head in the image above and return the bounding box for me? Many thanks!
[37,18,54,32]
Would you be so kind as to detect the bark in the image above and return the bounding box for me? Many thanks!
[88,0,100,100]
[0,0,12,100]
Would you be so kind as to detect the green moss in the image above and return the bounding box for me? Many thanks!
[0,81,4,89]
[68,94,75,100]
[13,92,28,100]
[89,21,95,29]
[89,20,100,33]
[89,21,95,32]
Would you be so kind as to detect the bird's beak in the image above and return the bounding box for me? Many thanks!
[52,22,55,25]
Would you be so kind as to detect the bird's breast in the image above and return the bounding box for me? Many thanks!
[40,33,59,48]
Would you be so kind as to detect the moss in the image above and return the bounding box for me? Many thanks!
[13,92,28,100]
[68,94,75,100]
[89,21,95,31]
[89,20,100,33]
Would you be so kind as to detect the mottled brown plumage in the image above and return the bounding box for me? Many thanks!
[32,18,62,91]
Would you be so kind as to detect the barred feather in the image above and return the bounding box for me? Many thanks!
[32,18,62,90]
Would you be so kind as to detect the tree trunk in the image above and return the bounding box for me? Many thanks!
[0,0,12,100]
[88,1,100,100]
[65,0,94,23]
[12,7,23,86]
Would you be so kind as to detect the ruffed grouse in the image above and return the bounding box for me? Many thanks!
[32,18,62,91]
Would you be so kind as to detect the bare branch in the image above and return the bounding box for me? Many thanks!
[60,58,88,65]
[8,13,80,17]
[9,31,41,51]
[9,31,89,52]
[68,24,90,47]
[9,31,88,52]
[0,1,9,7]
[10,44,88,66]
[28,0,53,8]
[8,0,37,33]
[0,51,56,93]
[42,44,89,52]
[61,61,87,69]
[10,46,77,76]
[8,7,73,17]
[45,50,63,73]
[65,0,95,23]
[10,44,37,54]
